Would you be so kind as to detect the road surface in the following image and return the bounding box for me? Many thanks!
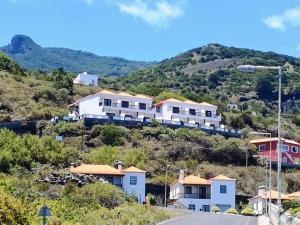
[157,212,258,225]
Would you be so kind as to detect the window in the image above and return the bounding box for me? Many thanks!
[199,187,207,199]
[156,106,161,113]
[104,99,111,106]
[220,185,227,194]
[139,103,146,110]
[205,111,212,117]
[189,108,196,115]
[107,177,113,184]
[130,176,137,185]
[283,157,288,163]
[202,205,210,212]
[188,204,195,211]
[173,107,180,114]
[121,101,129,108]
[291,146,299,153]
[185,186,192,194]
[279,144,289,152]
[259,144,266,152]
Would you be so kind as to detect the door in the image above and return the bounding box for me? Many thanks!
[202,205,210,212]
[199,187,207,199]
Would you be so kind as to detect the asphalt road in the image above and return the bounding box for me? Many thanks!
[157,212,258,225]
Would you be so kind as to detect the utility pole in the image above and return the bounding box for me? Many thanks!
[164,165,170,207]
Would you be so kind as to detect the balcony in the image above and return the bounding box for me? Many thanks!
[177,193,211,199]
[172,111,221,120]
[103,103,153,111]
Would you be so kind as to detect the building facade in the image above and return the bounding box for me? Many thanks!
[170,171,236,212]
[73,72,98,86]
[70,163,146,203]
[69,89,221,128]
[250,138,300,164]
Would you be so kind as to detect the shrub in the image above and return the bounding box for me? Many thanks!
[74,182,125,209]
[225,208,238,214]
[147,193,156,205]
[212,206,220,213]
[54,121,84,137]
[100,124,126,146]
[241,207,255,216]
[292,115,300,126]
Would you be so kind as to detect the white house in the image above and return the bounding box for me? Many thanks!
[73,72,98,86]
[68,89,222,128]
[155,98,221,127]
[70,162,146,203]
[170,171,236,212]
[69,90,155,120]
[248,187,290,215]
[227,103,239,111]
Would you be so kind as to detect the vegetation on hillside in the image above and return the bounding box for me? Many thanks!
[1,35,153,76]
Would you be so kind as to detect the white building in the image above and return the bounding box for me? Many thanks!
[68,89,221,128]
[170,171,236,212]
[248,187,290,215]
[227,103,239,111]
[70,162,146,203]
[73,72,98,86]
[155,98,221,127]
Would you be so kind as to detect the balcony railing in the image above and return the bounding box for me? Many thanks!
[177,193,211,199]
[104,103,152,111]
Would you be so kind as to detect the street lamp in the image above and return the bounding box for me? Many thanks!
[238,65,282,225]
[164,164,170,207]
[249,131,272,225]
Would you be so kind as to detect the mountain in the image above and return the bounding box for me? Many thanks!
[0,35,153,76]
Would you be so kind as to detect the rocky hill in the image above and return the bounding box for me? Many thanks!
[1,35,153,76]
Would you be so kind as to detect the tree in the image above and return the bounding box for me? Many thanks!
[52,67,73,94]
[256,78,273,100]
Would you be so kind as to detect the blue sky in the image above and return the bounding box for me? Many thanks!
[1,0,300,61]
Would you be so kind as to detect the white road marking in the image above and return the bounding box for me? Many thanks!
[156,214,193,225]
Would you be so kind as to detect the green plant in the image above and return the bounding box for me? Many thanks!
[212,206,220,213]
[241,207,255,216]
[147,193,156,205]
[225,208,238,214]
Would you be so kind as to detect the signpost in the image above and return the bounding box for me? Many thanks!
[39,205,51,225]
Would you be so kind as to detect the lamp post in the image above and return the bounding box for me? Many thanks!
[164,164,170,207]
[249,131,272,225]
[238,65,282,225]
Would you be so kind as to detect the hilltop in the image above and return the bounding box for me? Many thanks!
[0,35,153,76]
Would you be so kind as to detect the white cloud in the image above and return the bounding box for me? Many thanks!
[112,0,187,28]
[263,7,300,30]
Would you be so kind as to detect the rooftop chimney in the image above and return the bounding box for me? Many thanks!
[258,186,266,196]
[114,161,124,171]
[179,170,185,181]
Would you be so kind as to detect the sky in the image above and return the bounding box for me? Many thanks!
[1,0,300,61]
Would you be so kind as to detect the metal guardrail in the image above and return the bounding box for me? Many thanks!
[76,114,241,138]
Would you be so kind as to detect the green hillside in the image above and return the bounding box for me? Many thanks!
[1,35,153,76]
[99,44,300,140]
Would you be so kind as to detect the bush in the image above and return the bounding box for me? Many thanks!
[292,115,300,126]
[54,121,84,137]
[100,124,126,146]
[225,208,238,214]
[241,207,255,216]
[147,193,156,205]
[74,182,125,209]
[212,206,220,213]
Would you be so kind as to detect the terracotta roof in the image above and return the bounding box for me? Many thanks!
[288,192,300,198]
[250,138,300,145]
[122,166,146,173]
[210,175,236,181]
[70,164,124,176]
[263,190,290,200]
[199,102,217,107]
[179,175,210,185]
[99,90,115,95]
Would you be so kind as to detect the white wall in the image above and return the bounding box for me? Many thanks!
[79,95,104,116]
[123,172,146,204]
[170,182,183,199]
[177,198,211,211]
[74,73,98,86]
[210,180,236,212]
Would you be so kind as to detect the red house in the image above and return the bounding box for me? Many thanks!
[250,138,300,164]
